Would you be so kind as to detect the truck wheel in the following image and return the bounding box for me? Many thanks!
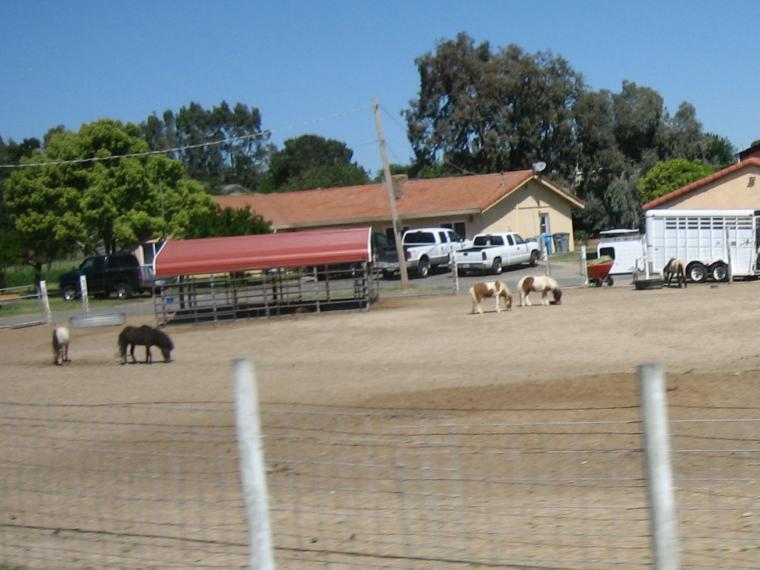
[62,287,77,302]
[686,262,707,284]
[417,258,430,278]
[710,262,728,282]
[115,283,133,300]
[491,258,503,275]
[529,251,540,267]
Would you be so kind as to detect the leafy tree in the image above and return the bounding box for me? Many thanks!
[636,159,715,204]
[265,134,369,191]
[140,101,273,192]
[404,33,584,178]
[3,119,216,282]
[184,204,271,238]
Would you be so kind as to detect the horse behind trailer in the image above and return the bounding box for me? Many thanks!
[663,258,687,288]
[118,325,174,365]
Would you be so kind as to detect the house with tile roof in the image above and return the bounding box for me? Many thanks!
[642,158,760,211]
[215,170,585,252]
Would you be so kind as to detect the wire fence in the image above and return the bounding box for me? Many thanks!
[2,374,758,568]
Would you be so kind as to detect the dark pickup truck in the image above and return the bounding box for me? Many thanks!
[58,253,156,301]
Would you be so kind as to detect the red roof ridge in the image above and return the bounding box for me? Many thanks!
[642,158,760,211]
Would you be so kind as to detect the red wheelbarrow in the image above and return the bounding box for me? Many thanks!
[587,257,614,287]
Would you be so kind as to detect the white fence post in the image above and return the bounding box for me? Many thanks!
[638,363,680,570]
[234,359,276,570]
[580,245,589,286]
[38,280,52,324]
[451,252,459,294]
[79,275,89,315]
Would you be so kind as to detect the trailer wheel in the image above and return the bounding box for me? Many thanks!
[710,262,728,282]
[687,262,708,284]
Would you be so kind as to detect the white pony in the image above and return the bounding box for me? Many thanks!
[663,258,687,288]
[52,326,71,365]
[517,275,562,306]
[469,280,513,314]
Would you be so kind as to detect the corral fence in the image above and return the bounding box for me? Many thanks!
[2,362,759,569]
[153,264,378,326]
[0,282,50,329]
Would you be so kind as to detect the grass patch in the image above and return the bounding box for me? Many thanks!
[3,258,84,289]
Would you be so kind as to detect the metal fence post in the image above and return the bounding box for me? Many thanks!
[580,245,589,287]
[234,359,275,570]
[638,363,680,570]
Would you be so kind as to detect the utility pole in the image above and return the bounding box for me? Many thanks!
[373,99,409,288]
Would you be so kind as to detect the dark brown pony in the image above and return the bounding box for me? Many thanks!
[118,325,174,364]
[663,258,687,288]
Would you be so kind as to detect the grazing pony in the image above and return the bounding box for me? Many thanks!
[118,325,174,365]
[663,258,687,288]
[52,326,71,365]
[517,275,563,306]
[469,280,513,314]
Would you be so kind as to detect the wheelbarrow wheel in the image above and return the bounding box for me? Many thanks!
[605,276,614,287]
[593,278,603,287]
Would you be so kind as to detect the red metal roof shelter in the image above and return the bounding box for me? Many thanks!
[155,227,372,278]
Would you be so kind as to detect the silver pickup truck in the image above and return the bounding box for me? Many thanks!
[453,232,540,275]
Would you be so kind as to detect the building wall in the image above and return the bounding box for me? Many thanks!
[472,180,576,251]
[665,166,760,209]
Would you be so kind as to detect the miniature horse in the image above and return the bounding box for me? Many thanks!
[469,280,513,314]
[663,258,687,288]
[118,325,174,364]
[52,326,71,365]
[517,275,563,306]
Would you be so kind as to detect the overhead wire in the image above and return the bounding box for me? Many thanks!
[0,104,372,170]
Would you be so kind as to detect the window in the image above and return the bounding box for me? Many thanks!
[600,247,616,260]
[403,231,435,244]
[506,235,514,246]
[513,234,526,244]
[440,221,466,239]
[438,231,448,243]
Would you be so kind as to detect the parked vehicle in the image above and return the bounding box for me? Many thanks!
[453,232,540,275]
[376,228,465,278]
[596,229,645,275]
[59,253,157,301]
[644,209,760,282]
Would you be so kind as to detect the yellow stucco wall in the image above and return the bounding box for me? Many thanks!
[666,165,760,209]
[472,180,577,251]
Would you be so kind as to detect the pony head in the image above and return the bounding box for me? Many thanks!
[550,288,562,305]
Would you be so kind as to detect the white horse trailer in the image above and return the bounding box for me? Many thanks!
[644,209,760,282]
[597,229,645,274]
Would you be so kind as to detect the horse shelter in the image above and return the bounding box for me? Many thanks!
[152,227,378,325]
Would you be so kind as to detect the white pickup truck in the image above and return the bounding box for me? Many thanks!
[376,227,466,278]
[454,232,540,275]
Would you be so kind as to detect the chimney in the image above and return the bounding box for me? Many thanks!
[392,174,409,200]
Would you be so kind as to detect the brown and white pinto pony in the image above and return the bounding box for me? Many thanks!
[469,280,513,314]
[517,275,562,306]
[52,326,71,365]
[663,258,687,288]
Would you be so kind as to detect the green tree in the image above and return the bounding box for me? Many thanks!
[141,101,273,192]
[265,134,369,191]
[4,119,216,282]
[184,204,271,238]
[636,159,715,205]
[404,33,584,178]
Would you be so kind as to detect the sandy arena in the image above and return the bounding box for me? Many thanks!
[2,281,760,568]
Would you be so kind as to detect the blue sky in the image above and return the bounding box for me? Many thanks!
[1,1,758,175]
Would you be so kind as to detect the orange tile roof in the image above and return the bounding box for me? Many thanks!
[215,171,583,229]
[642,158,760,211]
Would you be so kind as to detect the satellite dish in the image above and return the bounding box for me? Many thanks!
[532,161,547,174]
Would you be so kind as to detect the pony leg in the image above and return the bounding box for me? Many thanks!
[145,346,152,363]
[130,344,137,363]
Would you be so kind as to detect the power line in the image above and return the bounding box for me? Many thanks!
[0,105,372,170]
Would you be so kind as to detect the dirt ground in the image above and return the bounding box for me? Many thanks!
[3,281,760,568]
